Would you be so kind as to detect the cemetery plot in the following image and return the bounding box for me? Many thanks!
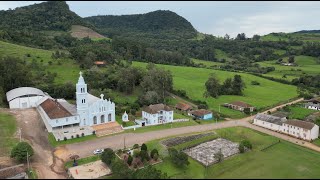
[183,138,239,166]
[161,132,216,147]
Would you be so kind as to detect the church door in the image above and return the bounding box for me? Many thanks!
[108,114,112,122]
[93,116,97,124]
[101,115,105,123]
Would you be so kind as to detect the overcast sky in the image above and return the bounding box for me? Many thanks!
[1,1,320,37]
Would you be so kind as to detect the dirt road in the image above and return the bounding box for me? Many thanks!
[4,108,66,179]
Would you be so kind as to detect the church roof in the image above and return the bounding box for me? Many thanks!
[40,98,73,119]
[6,87,46,102]
[87,93,101,105]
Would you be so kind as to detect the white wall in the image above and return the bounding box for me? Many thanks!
[9,96,44,109]
[253,119,281,131]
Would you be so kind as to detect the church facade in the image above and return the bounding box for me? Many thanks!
[76,72,116,126]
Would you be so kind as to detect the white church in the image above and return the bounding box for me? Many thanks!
[7,72,117,140]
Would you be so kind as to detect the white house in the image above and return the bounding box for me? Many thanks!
[253,113,287,132]
[138,104,173,126]
[281,120,319,141]
[6,87,49,109]
[253,113,319,141]
[76,72,116,126]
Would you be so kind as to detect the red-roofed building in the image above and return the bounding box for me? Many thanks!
[175,102,193,112]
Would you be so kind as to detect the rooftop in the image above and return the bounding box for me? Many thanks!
[305,102,320,108]
[228,101,254,108]
[143,104,172,114]
[284,120,316,130]
[272,111,290,119]
[6,87,46,102]
[175,102,192,111]
[190,109,212,117]
[254,113,287,125]
[40,98,73,119]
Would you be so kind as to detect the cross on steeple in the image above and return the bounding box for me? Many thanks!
[79,71,83,76]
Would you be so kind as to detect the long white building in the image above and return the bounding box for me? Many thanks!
[253,113,319,141]
[137,104,173,126]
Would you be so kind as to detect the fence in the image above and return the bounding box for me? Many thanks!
[260,140,281,151]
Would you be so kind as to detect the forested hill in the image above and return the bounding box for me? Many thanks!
[294,30,320,34]
[0,1,91,31]
[84,10,197,39]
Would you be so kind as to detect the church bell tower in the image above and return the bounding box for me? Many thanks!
[76,71,88,125]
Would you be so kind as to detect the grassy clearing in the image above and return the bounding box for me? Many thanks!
[125,121,199,133]
[133,61,298,118]
[65,155,101,168]
[48,133,97,147]
[0,112,18,156]
[0,40,80,84]
[288,105,318,120]
[192,58,223,67]
[258,55,320,81]
[261,32,320,43]
[151,126,320,179]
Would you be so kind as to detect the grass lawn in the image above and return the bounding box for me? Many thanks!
[258,55,320,81]
[288,105,318,120]
[65,155,101,168]
[150,126,320,179]
[0,40,80,84]
[133,61,298,119]
[0,112,19,156]
[48,133,97,147]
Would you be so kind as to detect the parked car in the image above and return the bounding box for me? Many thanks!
[93,149,104,155]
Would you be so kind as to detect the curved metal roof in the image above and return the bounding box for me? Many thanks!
[6,87,45,102]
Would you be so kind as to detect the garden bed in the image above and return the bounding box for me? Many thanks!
[161,132,216,147]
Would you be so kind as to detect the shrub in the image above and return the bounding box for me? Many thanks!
[10,142,34,162]
[141,143,147,151]
[239,139,252,153]
[127,155,133,166]
[168,148,189,167]
[153,153,159,161]
[150,149,159,158]
[214,151,224,163]
[101,148,116,166]
[139,150,150,162]
[122,122,127,127]
[251,81,260,85]
[133,144,139,149]
[133,150,140,158]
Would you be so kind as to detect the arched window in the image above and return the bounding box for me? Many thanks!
[93,116,97,124]
[108,114,112,122]
[101,115,105,123]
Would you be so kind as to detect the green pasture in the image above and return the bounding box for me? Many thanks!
[0,112,18,156]
[133,61,298,118]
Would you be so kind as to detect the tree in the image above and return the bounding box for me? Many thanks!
[252,34,260,41]
[141,143,147,151]
[224,34,230,40]
[221,78,233,95]
[288,56,295,63]
[127,155,133,166]
[232,75,245,95]
[239,140,252,153]
[168,148,189,167]
[214,150,224,163]
[205,74,221,98]
[139,150,150,162]
[10,142,34,162]
[150,149,159,159]
[133,144,139,149]
[101,148,116,166]
[133,165,168,179]
[110,159,134,179]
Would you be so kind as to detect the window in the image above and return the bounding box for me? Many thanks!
[75,117,77,120]
[56,120,58,123]
[66,118,68,122]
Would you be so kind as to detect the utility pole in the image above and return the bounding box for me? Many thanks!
[27,151,30,171]
[123,136,126,150]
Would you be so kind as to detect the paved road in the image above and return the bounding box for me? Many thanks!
[60,98,311,160]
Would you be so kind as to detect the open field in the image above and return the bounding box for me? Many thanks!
[0,40,80,84]
[261,32,320,43]
[70,25,105,39]
[133,61,298,118]
[192,58,223,67]
[258,55,320,81]
[0,112,18,156]
[288,105,318,120]
[149,126,320,179]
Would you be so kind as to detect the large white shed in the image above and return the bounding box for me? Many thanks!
[6,87,46,109]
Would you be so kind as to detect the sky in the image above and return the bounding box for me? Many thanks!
[1,1,320,38]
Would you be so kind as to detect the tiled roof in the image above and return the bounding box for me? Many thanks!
[284,120,316,130]
[40,98,73,119]
[143,104,172,114]
[228,101,254,108]
[190,109,212,117]
[254,113,287,125]
[175,102,192,111]
[94,61,106,65]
